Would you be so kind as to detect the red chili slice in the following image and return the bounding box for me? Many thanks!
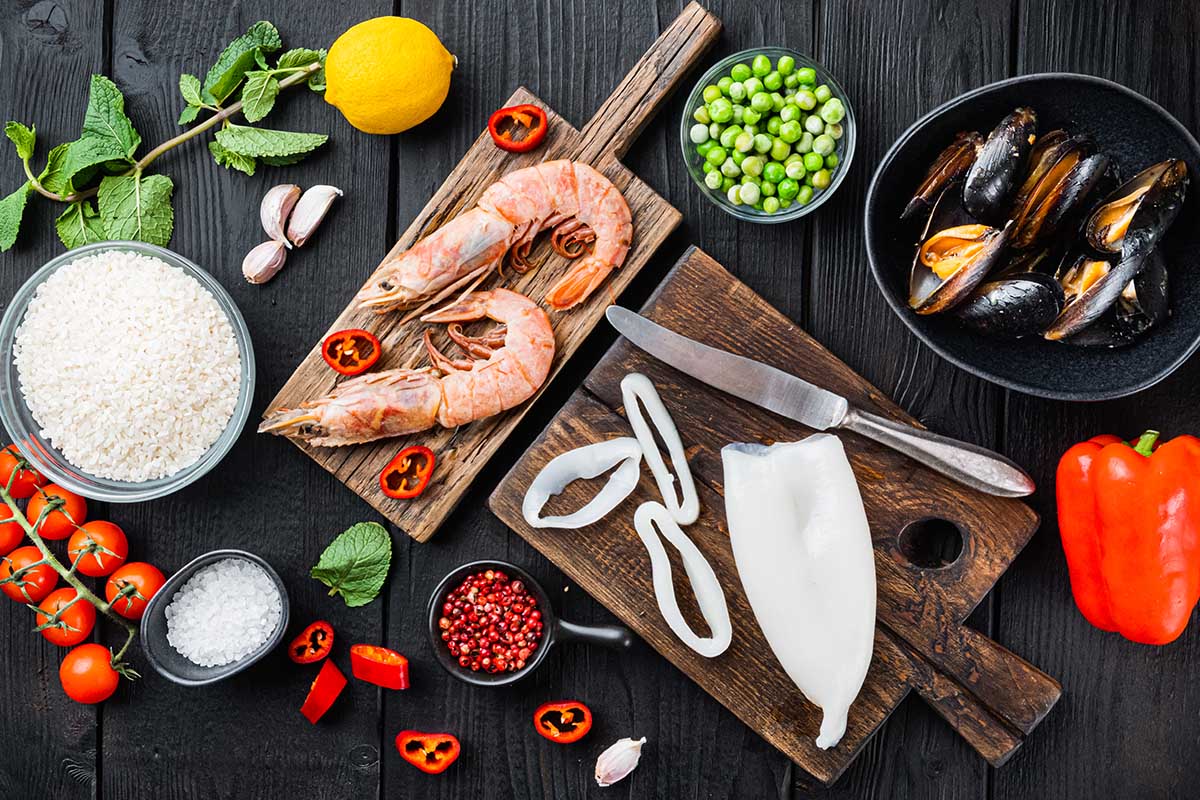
[350,644,410,690]
[300,660,346,724]
[487,104,549,153]
[396,730,461,774]
[322,329,382,376]
[288,620,334,664]
[533,700,593,744]
[379,445,436,499]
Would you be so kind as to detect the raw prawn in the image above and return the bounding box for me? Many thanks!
[355,160,632,314]
[258,289,555,446]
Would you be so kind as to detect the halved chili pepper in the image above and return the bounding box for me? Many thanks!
[396,730,460,774]
[380,445,436,499]
[300,660,347,724]
[350,644,410,690]
[322,329,382,376]
[487,104,549,153]
[288,620,334,664]
[533,700,593,744]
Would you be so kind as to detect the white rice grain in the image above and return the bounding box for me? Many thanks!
[13,250,241,482]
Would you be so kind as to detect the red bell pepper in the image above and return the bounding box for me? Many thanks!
[1057,430,1200,645]
[487,104,548,153]
[288,620,334,664]
[300,660,347,724]
[350,644,410,690]
[396,730,460,774]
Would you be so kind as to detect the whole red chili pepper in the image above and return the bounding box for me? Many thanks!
[380,445,436,499]
[396,730,461,774]
[350,644,410,690]
[300,660,347,724]
[487,103,549,153]
[322,329,382,376]
[288,620,335,664]
[1057,430,1200,645]
[533,700,593,744]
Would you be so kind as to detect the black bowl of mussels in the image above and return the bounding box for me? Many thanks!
[866,73,1200,401]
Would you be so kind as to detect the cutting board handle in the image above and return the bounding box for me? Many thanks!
[580,1,721,160]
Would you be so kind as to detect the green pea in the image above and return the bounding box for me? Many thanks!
[709,98,733,123]
[796,132,815,153]
[825,122,844,139]
[754,199,766,211]
[693,105,711,124]
[796,90,817,111]
[751,54,772,77]
[770,92,786,112]
[730,63,752,82]
[811,169,832,190]
[732,106,745,125]
[763,71,783,91]
[729,82,746,102]
[741,155,764,176]
[753,133,772,153]
[784,152,803,165]
[777,55,796,75]
[770,137,791,161]
[743,77,764,97]
[760,179,776,196]
[750,92,773,114]
[739,181,762,205]
[721,157,741,177]
[735,132,754,153]
[812,134,835,156]
[778,177,800,201]
[730,149,746,166]
[717,76,734,95]
[797,67,816,85]
[784,73,799,89]
[825,152,840,169]
[741,173,760,186]
[704,169,722,190]
[762,161,786,184]
[702,85,723,104]
[803,152,824,172]
[696,139,716,157]
[814,84,833,103]
[779,104,800,124]
[763,195,782,214]
[818,98,845,124]
[779,120,802,144]
[705,146,727,166]
[804,172,814,187]
[785,160,806,181]
[721,176,735,192]
[689,123,710,144]
[798,184,814,205]
[804,114,825,135]
[719,125,741,148]
[726,184,743,205]
[766,116,782,136]
[708,122,721,139]
[742,121,759,135]
[780,199,793,209]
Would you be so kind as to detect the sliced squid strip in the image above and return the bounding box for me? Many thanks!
[633,501,731,658]
[522,437,643,529]
[620,373,699,525]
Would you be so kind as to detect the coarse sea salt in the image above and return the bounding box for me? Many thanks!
[165,558,283,668]
[13,249,241,482]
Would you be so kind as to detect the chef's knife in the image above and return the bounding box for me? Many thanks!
[605,306,1035,498]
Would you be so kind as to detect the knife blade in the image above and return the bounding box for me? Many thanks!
[604,306,1035,498]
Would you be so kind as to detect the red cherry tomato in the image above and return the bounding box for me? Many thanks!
[105,562,166,620]
[0,513,25,557]
[59,643,119,704]
[0,446,46,499]
[26,485,87,541]
[67,521,129,577]
[36,588,97,647]
[0,545,57,603]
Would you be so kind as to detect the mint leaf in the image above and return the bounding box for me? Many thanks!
[208,141,256,176]
[178,73,203,106]
[5,122,35,160]
[310,522,392,607]
[97,173,174,246]
[259,152,308,167]
[56,200,105,249]
[0,183,31,251]
[202,21,282,104]
[177,104,200,126]
[277,48,325,70]
[60,137,130,190]
[215,124,326,159]
[80,75,141,160]
[38,142,72,195]
[240,71,279,123]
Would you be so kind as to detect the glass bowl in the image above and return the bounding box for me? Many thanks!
[0,241,256,502]
[679,47,856,223]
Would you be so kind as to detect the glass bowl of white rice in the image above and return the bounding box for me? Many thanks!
[0,241,255,502]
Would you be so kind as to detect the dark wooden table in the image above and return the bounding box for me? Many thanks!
[2,1,1198,798]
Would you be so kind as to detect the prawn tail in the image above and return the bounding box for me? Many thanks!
[544,257,613,311]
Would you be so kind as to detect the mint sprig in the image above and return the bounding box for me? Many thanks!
[310,522,393,608]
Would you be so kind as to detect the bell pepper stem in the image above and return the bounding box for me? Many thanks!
[1133,430,1161,457]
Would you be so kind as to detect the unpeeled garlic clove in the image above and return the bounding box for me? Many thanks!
[594,737,646,787]
[243,240,287,284]
[287,184,343,248]
[260,184,301,248]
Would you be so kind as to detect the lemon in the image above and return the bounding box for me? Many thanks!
[325,17,455,135]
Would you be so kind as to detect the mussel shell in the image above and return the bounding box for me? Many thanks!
[1084,159,1189,256]
[963,107,1038,223]
[957,272,1065,338]
[901,131,983,222]
[1008,129,1071,213]
[909,183,1013,314]
[1010,148,1109,250]
[1063,250,1169,348]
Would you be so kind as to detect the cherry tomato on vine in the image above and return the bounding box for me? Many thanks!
[105,562,165,620]
[0,446,46,499]
[68,521,128,577]
[36,588,96,647]
[59,643,119,704]
[0,514,24,557]
[26,485,87,541]
[0,545,57,603]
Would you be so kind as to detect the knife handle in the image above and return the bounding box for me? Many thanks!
[839,409,1035,497]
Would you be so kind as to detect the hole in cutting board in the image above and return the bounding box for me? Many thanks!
[897,518,964,569]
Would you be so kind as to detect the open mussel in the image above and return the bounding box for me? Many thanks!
[963,107,1038,222]
[909,183,1013,314]
[957,272,1064,338]
[901,131,983,221]
[1008,134,1108,250]
[1084,159,1188,256]
[1061,250,1169,348]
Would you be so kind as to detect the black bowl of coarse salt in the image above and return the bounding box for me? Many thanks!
[141,550,289,686]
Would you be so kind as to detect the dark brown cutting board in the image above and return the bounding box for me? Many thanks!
[266,3,720,541]
[488,246,1061,785]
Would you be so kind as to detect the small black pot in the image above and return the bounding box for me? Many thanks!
[427,559,633,687]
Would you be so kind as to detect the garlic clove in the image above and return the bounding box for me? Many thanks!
[594,737,646,788]
[243,240,287,284]
[260,184,301,248]
[286,184,343,248]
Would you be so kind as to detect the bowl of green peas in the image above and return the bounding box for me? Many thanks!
[681,48,854,222]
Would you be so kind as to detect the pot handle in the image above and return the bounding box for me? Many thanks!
[557,619,636,651]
